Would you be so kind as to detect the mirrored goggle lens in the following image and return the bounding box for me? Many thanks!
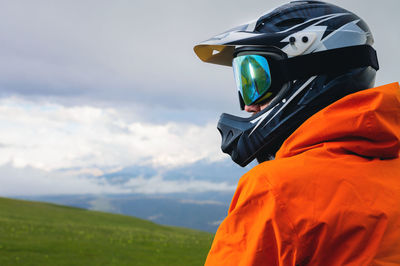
[232,54,272,106]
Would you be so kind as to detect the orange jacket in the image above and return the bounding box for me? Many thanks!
[205,83,400,266]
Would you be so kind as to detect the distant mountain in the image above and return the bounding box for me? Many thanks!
[103,158,251,185]
[19,192,235,232]
[17,159,256,232]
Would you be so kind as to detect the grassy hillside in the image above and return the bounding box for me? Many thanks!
[0,197,213,265]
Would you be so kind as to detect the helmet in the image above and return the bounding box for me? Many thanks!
[194,1,379,167]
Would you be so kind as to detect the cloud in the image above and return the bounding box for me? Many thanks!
[1,0,399,198]
[0,96,242,197]
[0,97,224,172]
[0,0,238,114]
[1,0,397,122]
[122,175,236,194]
[0,163,237,197]
[0,164,129,196]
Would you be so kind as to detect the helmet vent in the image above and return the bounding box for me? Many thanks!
[275,18,306,30]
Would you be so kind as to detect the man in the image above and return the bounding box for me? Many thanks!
[194,1,400,265]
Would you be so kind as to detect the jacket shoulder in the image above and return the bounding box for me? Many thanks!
[250,156,400,265]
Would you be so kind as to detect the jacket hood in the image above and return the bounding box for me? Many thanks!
[276,82,400,159]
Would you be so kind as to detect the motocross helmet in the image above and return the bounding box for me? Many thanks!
[194,1,379,167]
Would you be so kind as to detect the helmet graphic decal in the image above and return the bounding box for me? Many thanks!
[281,26,327,56]
[249,76,316,136]
[276,13,347,34]
[322,20,369,50]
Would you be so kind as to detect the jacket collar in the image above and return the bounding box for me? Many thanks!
[276,82,400,159]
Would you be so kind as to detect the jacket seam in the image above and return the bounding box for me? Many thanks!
[263,174,303,264]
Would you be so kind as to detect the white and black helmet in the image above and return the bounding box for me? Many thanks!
[194,1,379,167]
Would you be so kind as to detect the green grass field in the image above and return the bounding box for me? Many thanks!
[0,197,213,265]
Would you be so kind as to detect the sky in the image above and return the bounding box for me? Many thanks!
[0,0,399,196]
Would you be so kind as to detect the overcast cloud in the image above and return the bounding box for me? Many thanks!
[0,0,399,196]
[0,97,224,171]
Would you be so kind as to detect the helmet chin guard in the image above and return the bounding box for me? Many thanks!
[218,67,377,167]
[218,77,316,167]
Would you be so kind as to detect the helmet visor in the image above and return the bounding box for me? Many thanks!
[232,54,272,106]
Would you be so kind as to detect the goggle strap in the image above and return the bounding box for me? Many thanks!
[277,45,379,82]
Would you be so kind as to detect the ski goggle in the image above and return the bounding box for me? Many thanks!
[232,45,380,108]
[232,54,273,106]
